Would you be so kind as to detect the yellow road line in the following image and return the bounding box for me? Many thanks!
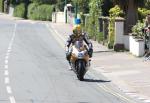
[97,83,136,103]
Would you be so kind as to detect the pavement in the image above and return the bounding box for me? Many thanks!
[49,22,150,103]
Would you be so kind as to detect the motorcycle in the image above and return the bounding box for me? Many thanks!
[69,41,90,81]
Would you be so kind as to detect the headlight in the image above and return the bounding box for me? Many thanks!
[78,52,84,58]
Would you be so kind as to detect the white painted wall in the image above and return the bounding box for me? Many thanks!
[129,35,145,57]
[52,12,65,23]
[9,6,14,16]
[115,21,124,44]
[123,35,129,50]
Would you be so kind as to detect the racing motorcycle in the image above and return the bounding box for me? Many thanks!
[69,41,90,81]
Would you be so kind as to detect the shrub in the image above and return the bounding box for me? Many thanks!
[131,20,145,39]
[87,0,102,40]
[13,3,25,18]
[0,0,3,12]
[28,3,54,21]
[138,8,150,21]
[27,3,38,20]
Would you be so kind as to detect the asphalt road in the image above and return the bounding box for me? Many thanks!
[0,15,141,103]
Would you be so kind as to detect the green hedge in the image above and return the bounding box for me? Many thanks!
[28,3,54,21]
[13,3,25,18]
[27,3,38,19]
[0,0,3,12]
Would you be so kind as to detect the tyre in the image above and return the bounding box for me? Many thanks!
[77,60,85,81]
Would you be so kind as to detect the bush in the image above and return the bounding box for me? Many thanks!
[138,8,150,21]
[13,3,25,18]
[131,20,145,38]
[27,3,38,20]
[28,3,54,21]
[109,5,124,17]
[86,0,102,40]
[0,0,3,12]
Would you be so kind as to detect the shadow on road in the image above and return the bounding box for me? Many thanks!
[83,79,111,83]
[93,50,113,53]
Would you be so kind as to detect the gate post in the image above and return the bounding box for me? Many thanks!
[114,17,125,51]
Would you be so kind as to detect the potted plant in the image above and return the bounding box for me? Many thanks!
[129,20,145,57]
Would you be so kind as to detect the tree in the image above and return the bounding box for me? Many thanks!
[112,0,144,34]
[71,0,90,13]
[30,0,57,4]
[101,0,113,16]
[56,0,64,11]
[87,0,102,39]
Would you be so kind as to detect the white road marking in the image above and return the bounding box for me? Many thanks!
[7,49,11,53]
[6,86,12,94]
[3,23,17,103]
[8,46,12,50]
[4,70,9,75]
[50,25,66,42]
[5,77,10,84]
[4,65,8,69]
[96,83,136,103]
[9,96,16,103]
[5,60,8,64]
[46,24,65,48]
[6,52,10,56]
[5,56,9,59]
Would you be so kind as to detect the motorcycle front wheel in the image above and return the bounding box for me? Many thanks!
[76,60,86,81]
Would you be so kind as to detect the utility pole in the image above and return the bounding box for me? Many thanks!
[65,0,67,23]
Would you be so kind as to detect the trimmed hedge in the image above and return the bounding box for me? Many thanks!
[0,0,3,12]
[27,3,38,19]
[13,3,25,18]
[28,3,54,21]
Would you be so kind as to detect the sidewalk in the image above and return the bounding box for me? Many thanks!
[49,22,150,103]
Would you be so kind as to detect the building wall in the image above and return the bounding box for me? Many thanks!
[52,12,65,23]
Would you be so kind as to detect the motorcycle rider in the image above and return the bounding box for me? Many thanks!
[65,18,93,65]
